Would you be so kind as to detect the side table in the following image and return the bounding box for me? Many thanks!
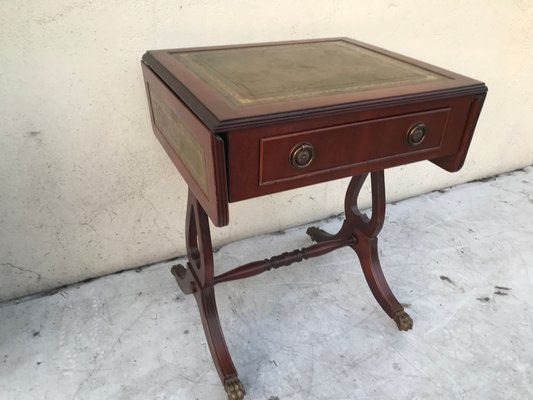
[141,38,487,399]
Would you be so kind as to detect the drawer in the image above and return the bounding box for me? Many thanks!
[259,108,450,185]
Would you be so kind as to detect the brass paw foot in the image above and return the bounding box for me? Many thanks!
[394,310,413,331]
[306,226,333,242]
[224,377,245,400]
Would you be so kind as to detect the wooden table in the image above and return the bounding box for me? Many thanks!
[141,38,487,399]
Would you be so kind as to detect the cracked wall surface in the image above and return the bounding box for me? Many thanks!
[1,0,533,301]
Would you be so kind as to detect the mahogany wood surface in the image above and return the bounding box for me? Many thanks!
[143,37,486,132]
[141,37,487,399]
[307,172,412,330]
[227,93,483,201]
[259,108,450,183]
[143,37,487,213]
[142,64,229,226]
[171,172,414,399]
[170,191,244,399]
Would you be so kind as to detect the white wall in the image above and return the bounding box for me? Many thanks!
[1,1,532,302]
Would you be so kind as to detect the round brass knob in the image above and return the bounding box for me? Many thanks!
[406,122,427,146]
[290,142,314,168]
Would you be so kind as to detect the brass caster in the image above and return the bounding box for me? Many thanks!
[394,310,413,331]
[224,376,245,400]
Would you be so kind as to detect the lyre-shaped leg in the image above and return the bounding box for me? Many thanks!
[307,171,413,331]
[171,190,245,400]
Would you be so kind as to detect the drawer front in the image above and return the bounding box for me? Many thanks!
[259,108,450,185]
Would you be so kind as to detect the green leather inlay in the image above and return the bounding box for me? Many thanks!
[172,40,448,106]
[150,87,209,195]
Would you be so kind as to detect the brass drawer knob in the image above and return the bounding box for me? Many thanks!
[406,122,427,146]
[290,143,314,168]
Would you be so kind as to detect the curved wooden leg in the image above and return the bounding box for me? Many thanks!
[354,235,413,331]
[196,287,245,400]
[307,171,412,331]
[171,190,245,399]
[347,171,412,331]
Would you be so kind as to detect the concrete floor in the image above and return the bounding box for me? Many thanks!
[1,167,532,400]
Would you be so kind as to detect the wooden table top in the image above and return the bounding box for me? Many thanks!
[142,38,485,132]
[142,37,487,226]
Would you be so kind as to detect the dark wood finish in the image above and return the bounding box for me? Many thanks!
[259,108,449,185]
[432,92,487,171]
[141,37,487,399]
[142,64,229,226]
[143,37,487,208]
[142,37,485,132]
[172,171,411,399]
[170,190,244,399]
[213,236,354,285]
[307,171,412,330]
[227,94,482,201]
